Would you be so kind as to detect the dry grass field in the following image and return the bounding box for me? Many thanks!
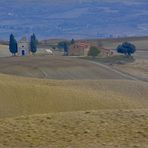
[0,74,148,119]
[0,110,148,148]
[0,61,148,147]
[0,44,10,57]
[0,75,148,148]
[0,43,148,147]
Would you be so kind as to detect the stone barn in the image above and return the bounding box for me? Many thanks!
[69,42,90,56]
[18,37,30,56]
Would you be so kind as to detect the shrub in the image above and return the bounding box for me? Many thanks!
[88,46,100,58]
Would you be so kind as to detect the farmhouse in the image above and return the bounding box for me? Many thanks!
[18,37,30,56]
[69,42,90,56]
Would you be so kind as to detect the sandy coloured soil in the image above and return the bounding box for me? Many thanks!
[0,110,148,148]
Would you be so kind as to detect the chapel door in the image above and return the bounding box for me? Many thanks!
[22,50,25,56]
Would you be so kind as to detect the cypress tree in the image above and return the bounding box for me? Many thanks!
[9,34,18,56]
[30,33,38,54]
[71,38,75,45]
[63,42,68,56]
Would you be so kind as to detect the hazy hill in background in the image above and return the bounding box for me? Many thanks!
[0,0,148,39]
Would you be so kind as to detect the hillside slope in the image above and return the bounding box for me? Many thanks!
[0,55,135,80]
[0,55,148,148]
[0,74,148,118]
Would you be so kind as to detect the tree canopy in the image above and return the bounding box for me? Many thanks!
[117,42,136,56]
[57,41,70,55]
[9,34,18,56]
[58,41,70,49]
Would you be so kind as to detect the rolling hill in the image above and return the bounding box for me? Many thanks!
[0,55,131,79]
[0,55,148,148]
[0,55,147,118]
[0,74,148,118]
[0,72,148,147]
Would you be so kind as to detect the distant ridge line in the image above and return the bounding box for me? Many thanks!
[1,35,148,46]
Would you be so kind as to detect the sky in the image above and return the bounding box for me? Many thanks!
[0,0,148,40]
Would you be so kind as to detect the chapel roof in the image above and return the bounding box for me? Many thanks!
[19,36,29,43]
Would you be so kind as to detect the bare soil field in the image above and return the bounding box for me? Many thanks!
[0,55,131,80]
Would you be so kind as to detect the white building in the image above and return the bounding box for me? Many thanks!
[18,37,30,56]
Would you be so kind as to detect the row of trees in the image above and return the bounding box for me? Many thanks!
[9,34,38,56]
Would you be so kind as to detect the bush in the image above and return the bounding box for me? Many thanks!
[88,46,100,58]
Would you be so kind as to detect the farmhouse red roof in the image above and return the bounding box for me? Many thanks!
[77,42,90,48]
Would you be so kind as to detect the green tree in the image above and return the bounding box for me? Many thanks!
[30,33,38,54]
[9,34,18,56]
[63,42,68,56]
[88,46,100,58]
[57,41,70,55]
[58,41,70,49]
[117,42,136,56]
[57,41,66,49]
